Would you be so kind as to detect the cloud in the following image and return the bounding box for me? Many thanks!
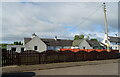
[1,0,119,2]
[2,2,118,43]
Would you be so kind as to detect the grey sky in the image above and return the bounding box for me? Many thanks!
[1,2,118,43]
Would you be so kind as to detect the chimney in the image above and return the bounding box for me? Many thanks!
[55,36,57,41]
[32,33,37,38]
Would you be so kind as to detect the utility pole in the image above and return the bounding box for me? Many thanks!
[103,3,110,51]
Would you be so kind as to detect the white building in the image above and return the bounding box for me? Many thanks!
[72,39,105,49]
[7,33,73,53]
[102,36,120,50]
[7,45,25,53]
[24,33,47,52]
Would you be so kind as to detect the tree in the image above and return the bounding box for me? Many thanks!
[90,38,98,41]
[13,41,23,45]
[79,35,84,39]
[14,42,18,45]
[1,44,8,49]
[18,41,23,45]
[74,35,80,40]
[74,35,84,40]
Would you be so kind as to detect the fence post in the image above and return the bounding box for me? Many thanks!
[45,53,47,64]
[58,52,59,63]
[39,53,41,64]
[17,53,21,65]
[74,53,76,62]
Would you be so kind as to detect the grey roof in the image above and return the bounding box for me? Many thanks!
[24,38,32,44]
[41,38,73,46]
[86,40,101,47]
[24,38,73,46]
[72,39,84,46]
[108,36,120,43]
[72,39,101,47]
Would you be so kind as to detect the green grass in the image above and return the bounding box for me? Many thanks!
[0,43,14,49]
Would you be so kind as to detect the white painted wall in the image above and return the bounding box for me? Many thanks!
[63,46,71,49]
[102,34,111,48]
[110,42,118,50]
[47,46,55,50]
[47,46,62,50]
[71,46,79,49]
[25,36,47,52]
[7,45,25,53]
[55,46,62,50]
[102,35,119,50]
[78,40,93,49]
[47,46,71,50]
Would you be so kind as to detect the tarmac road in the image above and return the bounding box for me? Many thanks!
[32,63,118,75]
[2,59,119,77]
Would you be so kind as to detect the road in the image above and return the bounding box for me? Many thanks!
[32,63,118,75]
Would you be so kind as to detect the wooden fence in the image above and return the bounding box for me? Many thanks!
[2,50,120,66]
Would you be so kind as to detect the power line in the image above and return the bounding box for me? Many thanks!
[76,5,103,26]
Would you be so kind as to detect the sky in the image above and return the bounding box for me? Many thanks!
[1,1,118,43]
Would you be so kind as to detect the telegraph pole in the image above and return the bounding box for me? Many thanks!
[103,3,110,51]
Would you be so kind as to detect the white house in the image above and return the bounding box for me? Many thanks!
[71,39,83,49]
[72,39,105,49]
[7,33,73,53]
[102,35,120,50]
[24,33,47,52]
[7,45,25,53]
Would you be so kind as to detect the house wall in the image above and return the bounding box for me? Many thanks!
[118,45,120,52]
[102,34,111,47]
[101,35,120,50]
[102,39,111,46]
[7,45,25,53]
[71,46,79,49]
[47,46,61,50]
[110,42,119,50]
[78,40,93,49]
[25,36,47,52]
[63,46,71,49]
[47,46,71,50]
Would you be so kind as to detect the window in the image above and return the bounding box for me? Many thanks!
[93,47,95,49]
[11,47,16,51]
[116,47,117,50]
[105,40,107,43]
[34,46,38,50]
[21,48,24,52]
[83,47,85,49]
